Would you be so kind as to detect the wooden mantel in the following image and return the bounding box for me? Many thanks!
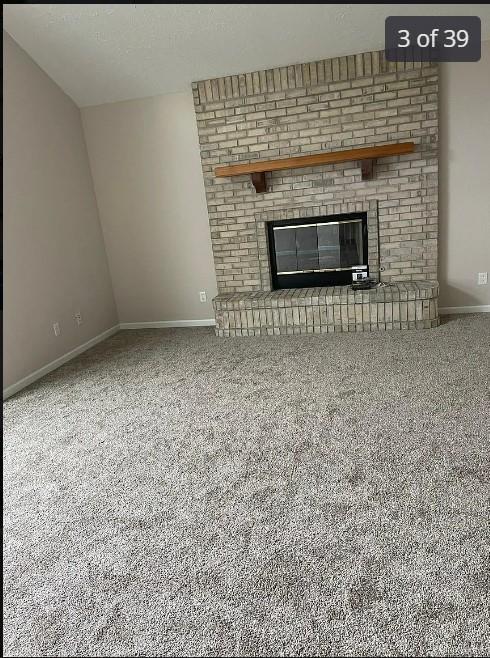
[215,142,415,192]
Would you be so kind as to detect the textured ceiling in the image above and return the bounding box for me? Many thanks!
[4,3,490,107]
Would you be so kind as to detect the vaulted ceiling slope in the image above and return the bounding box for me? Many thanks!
[4,3,490,107]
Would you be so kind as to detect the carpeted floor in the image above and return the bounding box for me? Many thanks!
[3,314,490,657]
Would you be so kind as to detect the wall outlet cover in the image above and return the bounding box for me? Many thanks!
[478,272,488,285]
[199,291,207,303]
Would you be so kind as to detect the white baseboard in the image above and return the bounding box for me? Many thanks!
[3,325,120,401]
[439,305,490,314]
[4,306,487,400]
[3,319,217,400]
[119,319,216,329]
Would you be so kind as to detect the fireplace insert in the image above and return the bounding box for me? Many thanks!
[267,212,368,289]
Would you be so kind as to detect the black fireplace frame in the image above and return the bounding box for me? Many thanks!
[267,211,369,289]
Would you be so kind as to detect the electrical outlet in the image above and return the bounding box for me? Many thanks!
[477,272,488,285]
[199,291,207,303]
[53,322,61,337]
[75,311,83,326]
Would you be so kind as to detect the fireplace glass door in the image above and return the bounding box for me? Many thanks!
[268,212,368,289]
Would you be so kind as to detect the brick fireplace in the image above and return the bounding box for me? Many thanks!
[192,49,439,335]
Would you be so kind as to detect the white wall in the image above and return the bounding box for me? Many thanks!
[81,93,217,323]
[3,33,118,390]
[439,41,490,308]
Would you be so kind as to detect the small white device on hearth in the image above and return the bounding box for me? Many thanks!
[352,268,368,282]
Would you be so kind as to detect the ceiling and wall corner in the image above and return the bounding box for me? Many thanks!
[4,4,490,107]
[439,41,490,309]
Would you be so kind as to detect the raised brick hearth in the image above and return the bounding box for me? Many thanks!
[214,282,439,336]
[193,48,439,335]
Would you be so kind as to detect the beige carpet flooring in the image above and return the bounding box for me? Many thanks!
[3,314,490,656]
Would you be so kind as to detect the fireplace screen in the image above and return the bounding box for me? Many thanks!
[267,212,368,289]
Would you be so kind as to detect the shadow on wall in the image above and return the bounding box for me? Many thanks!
[438,45,490,309]
[438,117,482,307]
[438,117,488,307]
[440,284,484,307]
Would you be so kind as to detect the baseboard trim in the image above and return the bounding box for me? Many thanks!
[3,319,217,400]
[119,319,216,329]
[3,325,120,400]
[4,306,487,399]
[439,305,490,314]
